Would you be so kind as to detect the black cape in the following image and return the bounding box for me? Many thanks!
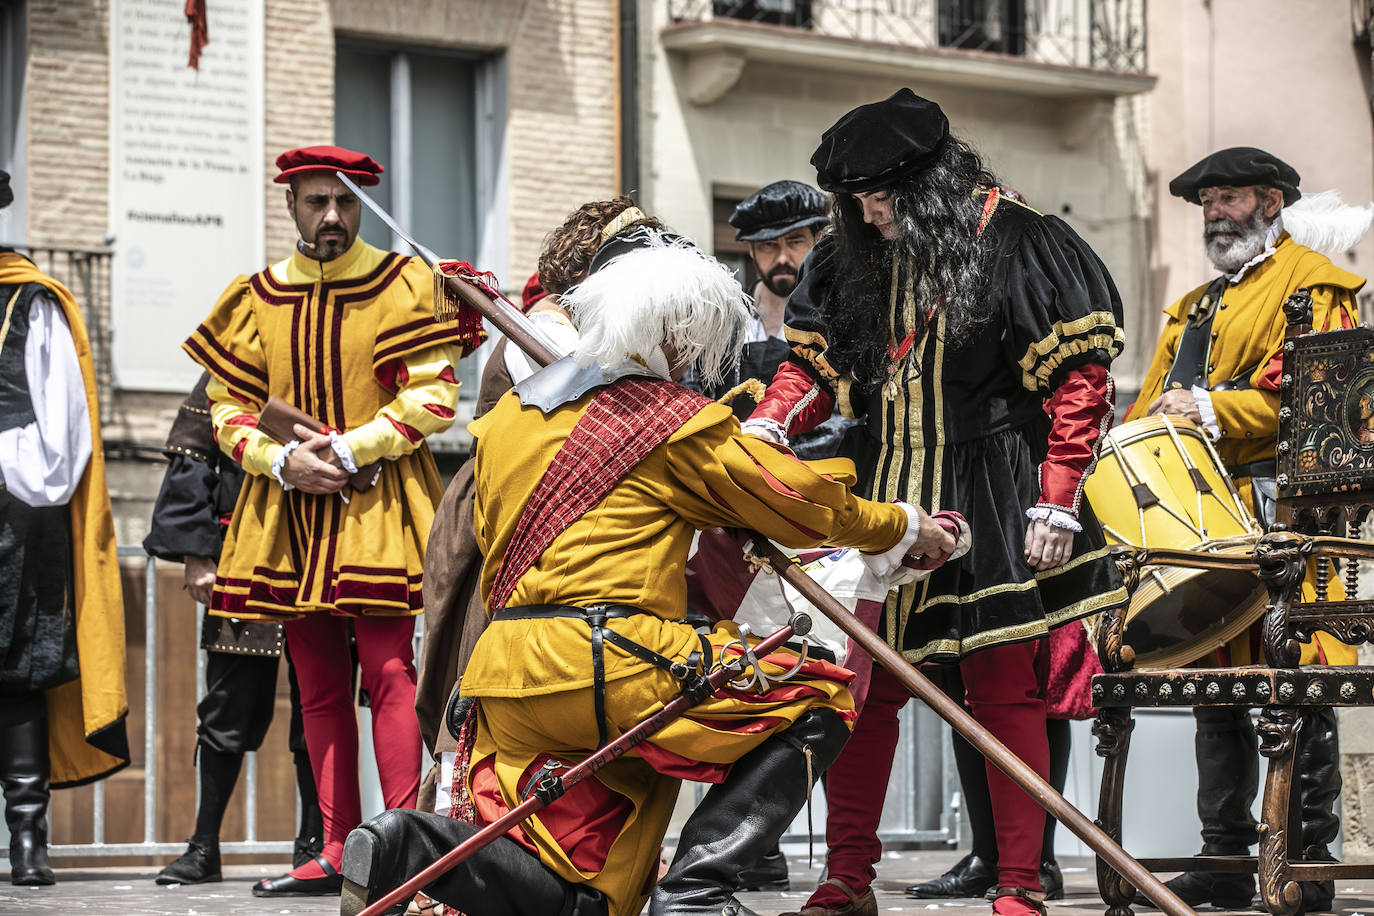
[781,193,1128,663]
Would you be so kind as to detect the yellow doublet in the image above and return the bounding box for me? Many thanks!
[462,391,906,698]
[460,386,907,915]
[1132,233,1363,468]
[1132,234,1365,667]
[184,238,470,619]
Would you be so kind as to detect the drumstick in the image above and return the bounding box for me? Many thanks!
[1158,417,1215,536]
[1193,420,1264,534]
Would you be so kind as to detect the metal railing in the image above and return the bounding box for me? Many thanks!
[0,547,292,860]
[667,0,1149,74]
[1,242,115,417]
[5,546,959,859]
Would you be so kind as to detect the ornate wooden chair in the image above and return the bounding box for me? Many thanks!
[1090,290,1374,916]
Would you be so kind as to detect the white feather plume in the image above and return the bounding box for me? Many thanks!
[562,235,752,387]
[1283,190,1374,257]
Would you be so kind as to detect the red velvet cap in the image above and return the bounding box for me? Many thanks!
[274,145,384,186]
[521,272,549,313]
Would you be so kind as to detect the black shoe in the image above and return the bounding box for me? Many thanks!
[155,839,222,885]
[1039,860,1064,901]
[252,855,344,897]
[905,852,997,899]
[1299,880,1335,914]
[737,848,790,892]
[293,834,324,869]
[1132,869,1255,910]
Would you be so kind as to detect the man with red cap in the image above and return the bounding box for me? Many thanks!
[183,145,485,898]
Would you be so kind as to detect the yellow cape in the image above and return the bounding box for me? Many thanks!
[0,251,129,787]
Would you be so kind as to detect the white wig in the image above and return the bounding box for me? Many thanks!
[1284,190,1374,257]
[562,231,752,387]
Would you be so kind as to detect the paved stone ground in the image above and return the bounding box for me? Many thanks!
[5,849,1374,915]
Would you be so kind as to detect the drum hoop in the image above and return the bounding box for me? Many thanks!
[1090,535,1268,670]
[1099,417,1212,454]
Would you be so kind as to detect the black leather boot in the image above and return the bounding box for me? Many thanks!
[651,707,850,916]
[1295,706,1340,914]
[339,808,607,916]
[2,695,55,887]
[1136,707,1257,909]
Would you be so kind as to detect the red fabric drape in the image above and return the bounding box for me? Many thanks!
[185,0,208,70]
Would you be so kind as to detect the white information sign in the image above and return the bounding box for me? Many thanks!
[110,0,264,391]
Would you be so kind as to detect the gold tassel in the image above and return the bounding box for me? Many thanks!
[433,262,465,322]
[715,378,767,408]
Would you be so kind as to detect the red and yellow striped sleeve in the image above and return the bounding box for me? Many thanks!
[206,375,280,477]
[664,405,907,553]
[341,342,464,466]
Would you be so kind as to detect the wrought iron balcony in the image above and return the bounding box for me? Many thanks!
[664,0,1152,102]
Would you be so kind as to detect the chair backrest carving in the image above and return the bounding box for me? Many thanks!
[1274,288,1374,640]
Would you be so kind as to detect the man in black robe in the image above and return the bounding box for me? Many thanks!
[748,89,1127,916]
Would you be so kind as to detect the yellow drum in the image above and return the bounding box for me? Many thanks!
[1085,416,1266,669]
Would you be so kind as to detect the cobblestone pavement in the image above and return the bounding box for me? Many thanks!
[5,850,1374,915]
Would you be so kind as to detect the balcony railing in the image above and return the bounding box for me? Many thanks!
[668,0,1148,74]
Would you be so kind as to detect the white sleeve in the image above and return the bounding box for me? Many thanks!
[502,312,580,384]
[1191,385,1221,440]
[0,293,93,507]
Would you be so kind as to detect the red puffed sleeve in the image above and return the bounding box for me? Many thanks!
[1037,361,1115,516]
[746,358,836,444]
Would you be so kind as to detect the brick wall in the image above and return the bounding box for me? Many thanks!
[25,0,110,249]
[328,0,620,281]
[263,0,334,260]
[505,0,619,280]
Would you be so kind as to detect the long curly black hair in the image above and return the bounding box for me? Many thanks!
[825,136,1001,387]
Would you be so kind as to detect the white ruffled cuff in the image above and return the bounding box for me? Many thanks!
[1191,385,1220,440]
[741,417,789,446]
[271,440,301,490]
[328,431,359,473]
[861,502,923,580]
[1026,505,1083,533]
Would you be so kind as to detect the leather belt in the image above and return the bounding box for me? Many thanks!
[492,603,646,622]
[493,603,709,749]
[1229,459,1276,480]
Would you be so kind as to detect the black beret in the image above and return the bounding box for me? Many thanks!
[0,170,11,211]
[1169,147,1301,206]
[729,180,830,242]
[810,88,949,194]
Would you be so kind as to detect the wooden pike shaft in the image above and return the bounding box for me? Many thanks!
[432,273,1193,916]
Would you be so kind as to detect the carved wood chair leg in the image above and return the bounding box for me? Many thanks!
[1093,707,1137,916]
[1257,706,1303,916]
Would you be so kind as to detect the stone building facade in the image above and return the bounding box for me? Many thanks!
[3,0,1373,866]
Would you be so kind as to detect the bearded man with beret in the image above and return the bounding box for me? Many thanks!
[182,146,485,898]
[1126,148,1364,914]
[745,89,1129,916]
[692,179,857,465]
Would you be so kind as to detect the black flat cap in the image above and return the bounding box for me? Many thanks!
[588,225,690,275]
[1169,147,1301,206]
[729,180,830,242]
[0,170,11,211]
[811,88,949,194]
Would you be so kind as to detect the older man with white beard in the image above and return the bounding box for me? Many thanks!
[1127,147,1365,914]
